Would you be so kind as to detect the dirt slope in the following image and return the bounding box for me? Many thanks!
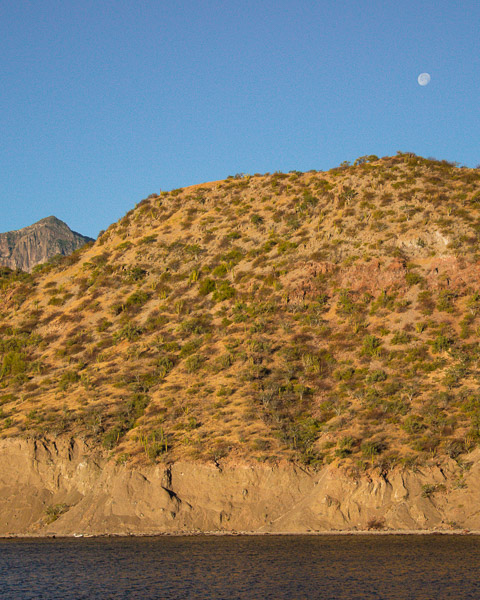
[1,436,479,535]
[1,154,480,522]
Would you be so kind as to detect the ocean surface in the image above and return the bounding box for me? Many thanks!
[0,534,479,599]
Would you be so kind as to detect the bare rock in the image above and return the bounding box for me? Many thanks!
[0,216,93,272]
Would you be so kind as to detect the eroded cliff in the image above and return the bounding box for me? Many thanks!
[1,437,479,536]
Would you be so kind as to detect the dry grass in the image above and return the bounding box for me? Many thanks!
[1,153,480,469]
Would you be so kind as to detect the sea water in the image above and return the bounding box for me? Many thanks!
[0,534,479,599]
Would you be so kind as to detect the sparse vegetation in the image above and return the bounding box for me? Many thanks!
[1,154,480,470]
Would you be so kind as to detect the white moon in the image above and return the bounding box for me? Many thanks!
[418,73,431,86]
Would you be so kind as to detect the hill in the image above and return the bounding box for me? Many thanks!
[1,153,480,479]
[0,216,94,272]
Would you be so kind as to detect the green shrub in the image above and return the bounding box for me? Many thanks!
[185,354,205,373]
[179,340,202,358]
[45,503,69,523]
[198,278,216,296]
[437,290,456,313]
[103,426,124,449]
[115,241,133,251]
[114,323,143,342]
[125,290,150,309]
[212,264,228,278]
[179,315,211,336]
[47,296,65,306]
[250,214,264,226]
[402,415,425,434]
[0,351,27,380]
[123,266,147,283]
[432,334,452,353]
[371,291,396,313]
[337,290,357,315]
[366,370,387,383]
[138,234,157,245]
[361,440,385,461]
[335,436,356,457]
[421,483,446,498]
[391,331,411,345]
[417,291,435,315]
[156,356,174,378]
[97,318,112,332]
[212,353,235,372]
[334,367,356,381]
[58,370,81,391]
[213,281,236,302]
[121,393,149,426]
[143,429,169,460]
[405,271,424,286]
[362,335,382,357]
[302,353,322,374]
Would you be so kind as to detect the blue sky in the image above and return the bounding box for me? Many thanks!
[1,0,479,238]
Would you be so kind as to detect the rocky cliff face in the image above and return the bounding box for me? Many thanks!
[0,216,93,272]
[1,436,479,536]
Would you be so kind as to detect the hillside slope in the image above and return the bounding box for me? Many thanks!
[0,216,93,272]
[1,153,480,482]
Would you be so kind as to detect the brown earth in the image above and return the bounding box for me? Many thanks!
[1,436,479,536]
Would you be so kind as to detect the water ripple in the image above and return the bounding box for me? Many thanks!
[0,534,479,599]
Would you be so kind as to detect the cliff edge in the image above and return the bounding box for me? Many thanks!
[1,436,479,536]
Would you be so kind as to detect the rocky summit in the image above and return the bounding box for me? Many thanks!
[0,216,93,272]
[2,153,480,534]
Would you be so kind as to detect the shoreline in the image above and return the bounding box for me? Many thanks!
[1,529,479,540]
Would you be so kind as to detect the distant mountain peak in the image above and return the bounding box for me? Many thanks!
[0,217,94,272]
[38,215,64,225]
